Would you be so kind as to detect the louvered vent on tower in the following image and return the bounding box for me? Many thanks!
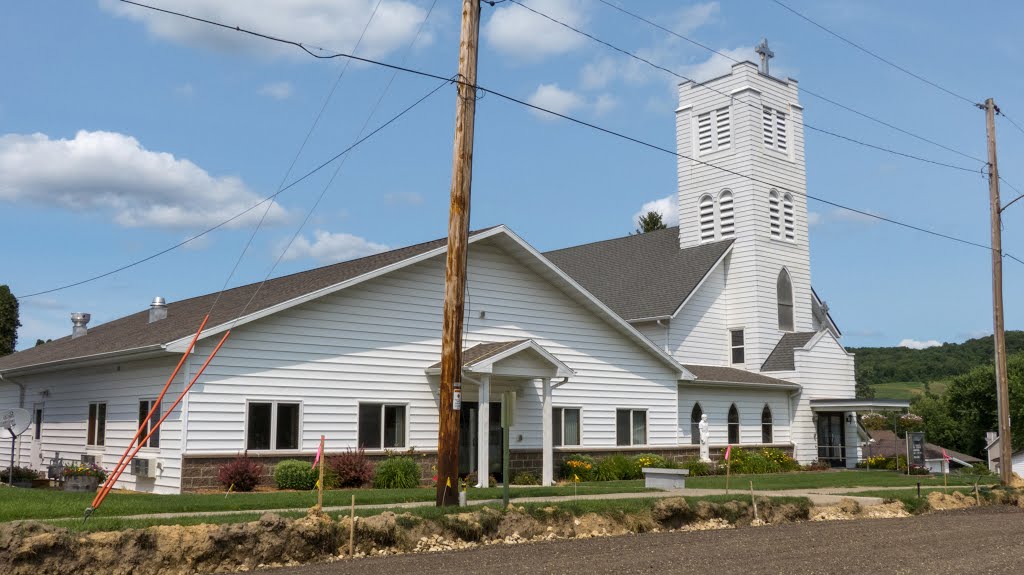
[715,107,730,149]
[697,111,713,153]
[762,106,774,148]
[783,193,795,241]
[718,191,734,237]
[769,190,781,238]
[776,111,787,151]
[699,195,715,242]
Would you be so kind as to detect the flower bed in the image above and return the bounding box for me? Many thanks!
[61,462,108,493]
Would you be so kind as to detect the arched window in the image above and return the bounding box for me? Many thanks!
[777,269,794,332]
[727,404,740,445]
[698,195,715,242]
[761,405,773,444]
[690,403,703,445]
[718,190,734,238]
[782,193,795,241]
[768,190,781,238]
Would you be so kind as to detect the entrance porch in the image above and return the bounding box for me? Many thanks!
[810,399,910,467]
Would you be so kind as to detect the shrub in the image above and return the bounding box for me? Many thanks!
[761,448,800,472]
[596,453,642,481]
[0,466,40,483]
[274,459,315,490]
[560,454,597,481]
[957,462,996,477]
[634,453,670,472]
[801,460,832,471]
[217,455,263,492]
[678,456,714,476]
[326,448,375,488]
[726,448,780,474]
[511,471,539,485]
[373,456,421,489]
[908,464,930,476]
[464,471,497,488]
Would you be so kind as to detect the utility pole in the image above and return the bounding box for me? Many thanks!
[437,0,480,507]
[984,98,1013,487]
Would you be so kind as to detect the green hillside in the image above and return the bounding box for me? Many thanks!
[849,331,1024,399]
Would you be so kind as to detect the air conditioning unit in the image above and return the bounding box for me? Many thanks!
[132,458,157,478]
[80,454,97,465]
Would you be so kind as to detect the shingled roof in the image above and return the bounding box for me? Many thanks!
[0,231,494,374]
[428,340,529,370]
[761,332,818,372]
[682,364,799,388]
[544,227,732,321]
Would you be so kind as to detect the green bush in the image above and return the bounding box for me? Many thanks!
[761,448,800,472]
[678,456,714,476]
[373,456,421,489]
[956,462,996,477]
[511,471,539,485]
[633,453,670,472]
[273,459,315,490]
[561,454,598,481]
[464,471,497,488]
[597,454,641,481]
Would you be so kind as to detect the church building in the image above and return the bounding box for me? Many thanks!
[0,54,894,494]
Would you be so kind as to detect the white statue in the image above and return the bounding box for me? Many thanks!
[698,414,711,462]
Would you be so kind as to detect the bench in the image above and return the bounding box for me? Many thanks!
[642,467,689,490]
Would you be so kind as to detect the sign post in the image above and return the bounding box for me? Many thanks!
[2,408,32,487]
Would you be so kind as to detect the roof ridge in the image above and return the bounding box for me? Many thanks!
[543,226,681,254]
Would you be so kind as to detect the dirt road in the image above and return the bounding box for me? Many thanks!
[262,507,1024,575]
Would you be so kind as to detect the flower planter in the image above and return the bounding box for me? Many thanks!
[63,475,100,493]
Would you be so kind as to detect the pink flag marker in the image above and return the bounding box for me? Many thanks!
[942,449,951,462]
[312,439,324,469]
[724,445,732,461]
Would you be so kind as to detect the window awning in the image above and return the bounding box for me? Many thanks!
[810,399,909,412]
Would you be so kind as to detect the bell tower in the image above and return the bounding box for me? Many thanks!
[675,45,814,370]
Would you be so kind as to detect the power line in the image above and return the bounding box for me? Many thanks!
[87,2,1013,262]
[593,0,984,165]
[16,78,451,299]
[767,0,979,106]
[506,0,980,174]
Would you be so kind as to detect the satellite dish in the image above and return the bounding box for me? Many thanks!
[1,408,31,438]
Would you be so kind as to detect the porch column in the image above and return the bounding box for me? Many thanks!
[542,377,553,486]
[477,374,490,487]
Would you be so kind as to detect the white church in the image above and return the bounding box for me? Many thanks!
[0,57,894,494]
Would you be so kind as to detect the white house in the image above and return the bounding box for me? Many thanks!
[0,57,899,494]
[985,432,1024,477]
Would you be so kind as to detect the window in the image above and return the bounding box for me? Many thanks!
[768,190,781,238]
[728,404,740,445]
[730,329,745,365]
[616,409,647,446]
[358,403,407,449]
[762,106,788,152]
[34,408,42,441]
[698,195,715,242]
[690,404,703,445]
[553,407,581,447]
[762,405,774,444]
[87,402,106,447]
[718,190,734,238]
[777,269,795,332]
[782,193,795,241]
[246,401,301,451]
[137,399,161,448]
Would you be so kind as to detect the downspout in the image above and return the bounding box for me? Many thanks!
[656,319,670,353]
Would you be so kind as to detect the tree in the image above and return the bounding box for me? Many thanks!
[0,285,20,356]
[634,211,667,234]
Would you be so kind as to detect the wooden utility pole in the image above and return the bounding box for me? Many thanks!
[437,0,481,507]
[984,98,1013,487]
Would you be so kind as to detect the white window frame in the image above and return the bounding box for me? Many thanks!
[137,398,161,450]
[357,402,409,450]
[729,328,745,365]
[87,402,106,448]
[552,406,583,447]
[245,400,303,452]
[615,408,648,447]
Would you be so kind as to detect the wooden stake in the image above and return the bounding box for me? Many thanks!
[437,0,481,507]
[974,479,981,506]
[349,494,355,557]
[725,453,731,495]
[750,481,758,522]
[317,435,325,509]
[984,98,1014,488]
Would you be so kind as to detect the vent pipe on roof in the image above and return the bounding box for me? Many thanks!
[149,296,168,323]
[71,312,91,339]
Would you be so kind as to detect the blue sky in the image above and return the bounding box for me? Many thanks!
[1,0,1022,351]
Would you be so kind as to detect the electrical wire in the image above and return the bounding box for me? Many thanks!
[506,0,979,173]
[767,0,980,106]
[592,0,984,165]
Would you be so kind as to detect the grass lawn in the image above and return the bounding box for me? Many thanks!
[686,470,997,491]
[0,480,651,523]
[41,495,814,533]
[869,380,949,400]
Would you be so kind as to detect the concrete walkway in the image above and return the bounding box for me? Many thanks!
[78,486,892,523]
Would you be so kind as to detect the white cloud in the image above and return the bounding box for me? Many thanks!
[258,81,293,100]
[811,208,882,227]
[282,230,389,263]
[0,130,288,229]
[101,0,430,60]
[527,84,584,119]
[383,191,424,205]
[898,338,943,350]
[633,195,679,228]
[681,46,753,83]
[808,212,824,227]
[593,93,617,116]
[672,2,720,35]
[483,0,586,60]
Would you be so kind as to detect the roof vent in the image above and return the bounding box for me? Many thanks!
[149,296,168,324]
[71,312,91,339]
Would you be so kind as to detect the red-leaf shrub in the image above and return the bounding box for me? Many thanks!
[327,448,375,488]
[217,455,263,492]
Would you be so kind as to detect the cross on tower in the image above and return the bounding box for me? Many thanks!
[755,38,774,75]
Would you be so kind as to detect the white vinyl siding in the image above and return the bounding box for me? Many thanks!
[785,333,858,464]
[679,388,791,446]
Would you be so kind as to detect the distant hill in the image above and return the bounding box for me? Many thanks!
[848,331,1024,398]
